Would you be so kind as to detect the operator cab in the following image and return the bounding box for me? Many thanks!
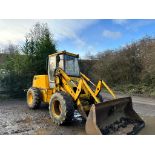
[48,51,80,88]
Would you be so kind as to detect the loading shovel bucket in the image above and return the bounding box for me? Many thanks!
[85,97,145,135]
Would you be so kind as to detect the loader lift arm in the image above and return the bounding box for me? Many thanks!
[80,72,116,100]
[55,68,116,104]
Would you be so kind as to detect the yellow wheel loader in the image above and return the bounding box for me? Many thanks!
[27,51,145,135]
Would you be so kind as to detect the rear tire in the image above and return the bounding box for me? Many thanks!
[27,87,41,109]
[49,91,74,125]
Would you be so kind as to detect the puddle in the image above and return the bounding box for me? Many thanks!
[138,116,155,135]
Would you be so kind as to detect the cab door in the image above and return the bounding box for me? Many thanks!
[48,56,56,88]
[48,54,64,88]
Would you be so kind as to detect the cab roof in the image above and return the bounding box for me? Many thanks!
[49,50,79,58]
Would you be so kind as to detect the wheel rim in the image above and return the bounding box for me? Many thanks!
[52,100,62,118]
[28,91,33,106]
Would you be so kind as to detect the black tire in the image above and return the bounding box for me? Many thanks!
[49,91,74,125]
[27,87,41,109]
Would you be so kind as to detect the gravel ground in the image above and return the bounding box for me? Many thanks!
[0,96,155,135]
[0,99,85,135]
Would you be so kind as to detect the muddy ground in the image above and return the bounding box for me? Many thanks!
[0,95,155,135]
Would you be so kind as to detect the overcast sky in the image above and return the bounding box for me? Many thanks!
[0,19,155,57]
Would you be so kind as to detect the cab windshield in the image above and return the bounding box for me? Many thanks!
[64,55,80,76]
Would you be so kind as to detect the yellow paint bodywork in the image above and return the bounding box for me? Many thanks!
[31,70,116,105]
[33,75,50,89]
[31,70,116,121]
[32,75,53,103]
[31,74,85,105]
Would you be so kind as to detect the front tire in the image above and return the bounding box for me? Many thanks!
[49,91,74,125]
[27,87,41,109]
